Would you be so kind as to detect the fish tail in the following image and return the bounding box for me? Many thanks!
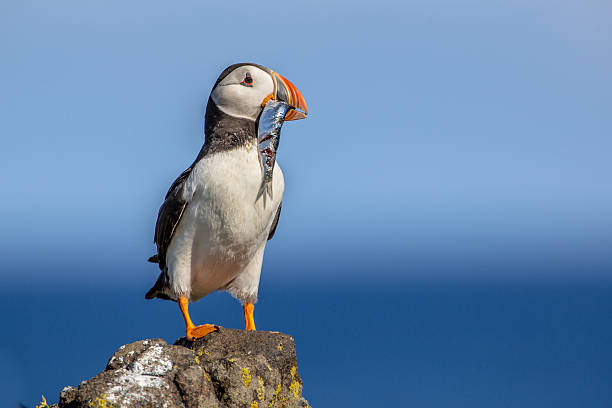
[256,181,273,207]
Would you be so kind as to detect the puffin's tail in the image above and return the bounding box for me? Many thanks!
[145,270,173,300]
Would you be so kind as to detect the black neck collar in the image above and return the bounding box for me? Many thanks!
[200,98,257,157]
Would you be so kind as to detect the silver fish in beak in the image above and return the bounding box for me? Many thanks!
[256,100,291,205]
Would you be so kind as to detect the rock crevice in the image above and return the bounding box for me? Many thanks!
[58,328,310,408]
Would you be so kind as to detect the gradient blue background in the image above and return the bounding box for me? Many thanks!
[1,0,611,407]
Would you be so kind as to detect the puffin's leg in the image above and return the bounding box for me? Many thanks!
[178,296,218,340]
[243,303,256,331]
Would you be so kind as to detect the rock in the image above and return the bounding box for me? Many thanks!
[58,328,310,408]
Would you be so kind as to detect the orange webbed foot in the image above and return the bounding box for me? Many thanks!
[187,324,219,340]
[179,296,219,340]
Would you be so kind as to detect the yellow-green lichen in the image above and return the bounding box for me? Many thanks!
[195,350,204,364]
[288,366,299,398]
[227,358,235,362]
[277,344,283,351]
[289,381,300,399]
[268,383,282,407]
[203,371,211,382]
[256,376,265,400]
[241,367,252,387]
[88,394,115,408]
[35,396,50,408]
[250,401,259,408]
[276,382,288,402]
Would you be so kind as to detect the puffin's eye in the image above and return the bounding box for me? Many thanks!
[241,72,253,87]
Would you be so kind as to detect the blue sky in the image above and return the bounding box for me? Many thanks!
[1,0,611,285]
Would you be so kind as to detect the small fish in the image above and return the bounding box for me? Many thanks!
[256,100,291,206]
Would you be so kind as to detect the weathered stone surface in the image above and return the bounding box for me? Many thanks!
[58,328,310,408]
[174,365,220,408]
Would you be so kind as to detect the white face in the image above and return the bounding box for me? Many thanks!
[211,65,274,121]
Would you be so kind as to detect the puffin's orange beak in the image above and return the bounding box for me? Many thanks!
[272,72,308,121]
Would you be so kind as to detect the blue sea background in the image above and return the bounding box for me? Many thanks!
[1,0,611,407]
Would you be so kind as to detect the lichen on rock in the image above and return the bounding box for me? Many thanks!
[58,328,309,408]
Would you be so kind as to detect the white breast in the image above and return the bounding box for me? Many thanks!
[165,143,284,302]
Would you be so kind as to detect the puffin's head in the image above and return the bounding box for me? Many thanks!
[210,63,308,122]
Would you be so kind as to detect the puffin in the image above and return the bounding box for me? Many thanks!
[145,63,308,340]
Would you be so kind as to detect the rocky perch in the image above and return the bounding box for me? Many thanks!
[57,328,310,408]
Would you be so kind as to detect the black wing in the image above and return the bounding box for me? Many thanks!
[148,148,207,270]
[145,160,198,300]
[267,202,282,240]
[152,167,192,269]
